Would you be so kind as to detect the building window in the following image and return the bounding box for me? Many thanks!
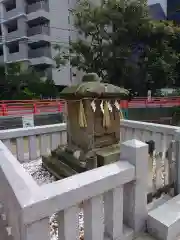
[9,43,19,53]
[7,20,17,33]
[0,47,3,56]
[5,0,16,12]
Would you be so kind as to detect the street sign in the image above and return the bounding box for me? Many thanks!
[22,115,34,128]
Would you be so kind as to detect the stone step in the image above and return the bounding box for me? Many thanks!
[147,194,180,240]
[42,156,78,178]
[95,143,120,165]
[52,149,86,173]
[59,151,86,172]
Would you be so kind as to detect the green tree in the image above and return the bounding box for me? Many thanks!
[55,0,180,96]
[0,63,58,100]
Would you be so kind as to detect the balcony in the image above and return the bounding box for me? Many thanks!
[26,1,49,21]
[6,40,28,62]
[3,1,26,22]
[26,1,49,13]
[5,18,27,42]
[28,46,51,58]
[6,30,27,42]
[6,51,21,62]
[27,25,49,36]
[28,46,53,65]
[27,25,50,43]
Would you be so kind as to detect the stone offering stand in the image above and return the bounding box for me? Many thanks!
[42,73,128,178]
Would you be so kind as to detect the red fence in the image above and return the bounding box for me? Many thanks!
[0,97,180,116]
[0,101,65,116]
[128,97,180,108]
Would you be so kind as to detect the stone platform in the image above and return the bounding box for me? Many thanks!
[42,143,120,179]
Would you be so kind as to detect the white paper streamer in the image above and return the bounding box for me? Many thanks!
[100,101,104,114]
[114,100,120,110]
[107,102,113,112]
[91,100,96,112]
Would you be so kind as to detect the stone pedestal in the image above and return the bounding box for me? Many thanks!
[42,73,128,179]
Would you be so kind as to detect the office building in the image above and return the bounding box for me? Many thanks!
[0,0,72,86]
[148,0,167,19]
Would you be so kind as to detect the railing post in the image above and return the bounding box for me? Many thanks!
[175,130,180,195]
[121,139,148,233]
[58,102,62,112]
[21,218,50,240]
[2,104,7,116]
[33,103,38,114]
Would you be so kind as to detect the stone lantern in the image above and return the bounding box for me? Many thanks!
[42,73,129,178]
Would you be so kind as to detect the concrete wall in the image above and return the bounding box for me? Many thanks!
[128,107,174,123]
[0,113,64,130]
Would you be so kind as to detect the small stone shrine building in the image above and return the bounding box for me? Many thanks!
[42,73,129,178]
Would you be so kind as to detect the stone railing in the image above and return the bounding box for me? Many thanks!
[121,120,179,196]
[0,119,179,195]
[121,119,179,153]
[0,120,178,162]
[0,138,148,240]
[0,123,67,162]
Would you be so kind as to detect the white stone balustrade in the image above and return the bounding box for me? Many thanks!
[0,123,67,162]
[0,119,178,196]
[0,135,149,240]
[0,119,178,163]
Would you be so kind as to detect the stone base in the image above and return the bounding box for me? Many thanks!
[42,143,121,179]
[96,143,120,166]
[42,147,86,179]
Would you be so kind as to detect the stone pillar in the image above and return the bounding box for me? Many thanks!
[121,139,148,233]
[22,218,50,240]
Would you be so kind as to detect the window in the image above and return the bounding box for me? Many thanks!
[0,48,3,56]
[9,43,19,53]
[7,20,17,33]
[5,0,16,12]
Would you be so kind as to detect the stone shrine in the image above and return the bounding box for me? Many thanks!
[42,73,128,178]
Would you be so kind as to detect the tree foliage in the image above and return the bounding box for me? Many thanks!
[55,0,180,96]
[0,63,58,100]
